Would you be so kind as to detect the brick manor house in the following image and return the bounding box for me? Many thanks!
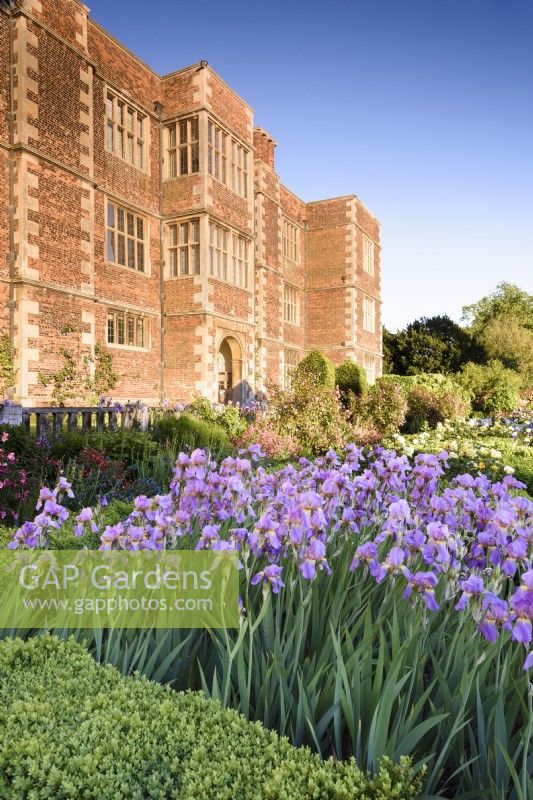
[0,0,382,406]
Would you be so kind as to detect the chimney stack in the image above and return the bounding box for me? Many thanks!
[253,127,276,170]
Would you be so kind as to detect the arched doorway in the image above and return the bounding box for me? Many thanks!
[217,336,243,404]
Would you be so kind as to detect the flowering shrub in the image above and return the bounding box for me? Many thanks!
[0,432,29,524]
[380,373,470,433]
[363,378,408,435]
[10,441,533,673]
[236,417,299,459]
[264,372,352,456]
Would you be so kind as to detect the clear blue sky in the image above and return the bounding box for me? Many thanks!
[87,0,533,331]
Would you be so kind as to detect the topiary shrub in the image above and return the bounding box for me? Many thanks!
[0,636,422,800]
[457,360,521,414]
[335,359,368,400]
[295,349,335,389]
[363,378,408,436]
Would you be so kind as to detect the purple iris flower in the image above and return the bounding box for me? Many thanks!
[478,594,510,643]
[74,507,99,537]
[300,538,330,580]
[251,564,285,594]
[8,521,39,550]
[455,575,485,611]
[403,570,439,611]
[510,588,533,645]
[350,541,378,572]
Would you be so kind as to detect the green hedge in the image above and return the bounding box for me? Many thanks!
[0,636,421,799]
[152,412,229,455]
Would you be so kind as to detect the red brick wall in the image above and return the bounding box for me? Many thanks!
[280,185,305,353]
[24,287,93,403]
[208,180,251,235]
[28,0,87,52]
[0,9,9,310]
[30,21,87,173]
[164,277,200,315]
[0,10,9,147]
[207,71,252,145]
[253,129,275,170]
[264,271,282,340]
[306,198,348,361]
[88,21,160,112]
[355,200,381,370]
[162,176,202,217]
[208,278,251,319]
[31,161,88,288]
[162,68,200,117]
[306,288,347,354]
[264,341,282,386]
[164,314,202,400]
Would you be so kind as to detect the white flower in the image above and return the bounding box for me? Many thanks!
[504,465,515,475]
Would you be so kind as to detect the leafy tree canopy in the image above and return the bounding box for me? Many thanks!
[462,282,533,332]
[384,315,477,376]
[480,316,533,387]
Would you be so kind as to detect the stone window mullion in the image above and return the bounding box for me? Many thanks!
[105,89,147,172]
[106,200,146,273]
[107,309,148,349]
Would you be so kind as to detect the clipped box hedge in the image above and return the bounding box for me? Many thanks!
[0,636,421,799]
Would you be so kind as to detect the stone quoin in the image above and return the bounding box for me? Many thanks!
[0,0,382,405]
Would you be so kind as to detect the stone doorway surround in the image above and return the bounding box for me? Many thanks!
[216,335,244,404]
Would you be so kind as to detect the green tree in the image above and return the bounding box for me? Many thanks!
[457,360,522,414]
[462,282,533,333]
[386,316,476,375]
[480,317,533,387]
[382,327,398,374]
